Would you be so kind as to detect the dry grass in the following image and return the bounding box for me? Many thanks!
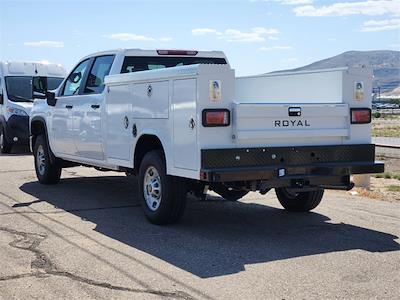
[374,172,400,180]
[388,185,400,192]
[353,187,383,199]
[372,114,400,137]
[372,126,400,137]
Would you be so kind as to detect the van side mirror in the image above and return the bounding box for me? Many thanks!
[46,91,57,106]
[33,91,47,99]
[0,93,3,105]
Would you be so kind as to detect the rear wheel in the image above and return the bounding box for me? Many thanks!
[212,185,249,201]
[275,188,324,212]
[0,125,12,154]
[34,135,62,184]
[138,150,187,225]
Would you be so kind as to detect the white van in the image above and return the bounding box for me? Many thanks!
[0,61,66,153]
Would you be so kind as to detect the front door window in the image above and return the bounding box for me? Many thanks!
[62,59,90,96]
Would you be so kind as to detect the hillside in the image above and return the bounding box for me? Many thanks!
[271,50,400,94]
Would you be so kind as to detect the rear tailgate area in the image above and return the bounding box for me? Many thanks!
[234,67,373,147]
[234,103,349,144]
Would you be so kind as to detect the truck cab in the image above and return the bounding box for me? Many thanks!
[30,49,383,225]
[0,61,65,153]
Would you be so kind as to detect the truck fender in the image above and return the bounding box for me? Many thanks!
[30,116,56,163]
[133,132,172,174]
[0,115,6,128]
[0,115,7,141]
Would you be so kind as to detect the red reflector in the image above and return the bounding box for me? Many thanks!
[157,49,198,56]
[202,109,230,127]
[350,108,371,124]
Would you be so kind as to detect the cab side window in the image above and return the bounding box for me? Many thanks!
[84,55,114,94]
[62,59,90,96]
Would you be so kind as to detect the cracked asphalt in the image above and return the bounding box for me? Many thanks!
[0,153,399,299]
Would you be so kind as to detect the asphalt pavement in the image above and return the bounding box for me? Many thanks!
[0,154,399,299]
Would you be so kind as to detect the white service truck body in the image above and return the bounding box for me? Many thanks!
[30,49,383,224]
[0,61,65,153]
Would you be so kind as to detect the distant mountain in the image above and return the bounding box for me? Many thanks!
[271,50,400,94]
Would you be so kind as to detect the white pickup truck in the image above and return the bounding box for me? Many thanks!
[30,49,384,224]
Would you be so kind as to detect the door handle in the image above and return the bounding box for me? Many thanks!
[91,104,100,109]
[65,105,73,109]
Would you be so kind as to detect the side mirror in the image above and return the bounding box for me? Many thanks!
[46,91,57,106]
[0,93,3,105]
[69,72,82,84]
[33,91,47,99]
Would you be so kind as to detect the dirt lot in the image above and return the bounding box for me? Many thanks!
[0,154,399,299]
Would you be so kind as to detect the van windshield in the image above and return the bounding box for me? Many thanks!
[121,56,227,73]
[5,76,64,102]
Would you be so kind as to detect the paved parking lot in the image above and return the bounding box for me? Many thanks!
[0,154,399,299]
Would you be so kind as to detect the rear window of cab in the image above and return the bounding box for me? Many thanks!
[121,56,227,73]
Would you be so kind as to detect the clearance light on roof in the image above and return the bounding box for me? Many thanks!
[156,50,198,56]
[350,108,371,124]
[202,109,230,127]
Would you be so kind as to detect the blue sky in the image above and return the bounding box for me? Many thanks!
[1,0,399,75]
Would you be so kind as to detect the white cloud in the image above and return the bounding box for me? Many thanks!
[192,28,222,36]
[105,33,156,41]
[294,0,400,17]
[388,43,400,49]
[252,0,313,4]
[159,37,173,42]
[24,41,64,48]
[279,0,313,4]
[259,45,293,51]
[104,33,172,42]
[192,27,279,42]
[281,57,299,63]
[360,18,400,32]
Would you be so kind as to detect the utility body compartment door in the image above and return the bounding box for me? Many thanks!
[172,78,198,170]
[105,80,169,161]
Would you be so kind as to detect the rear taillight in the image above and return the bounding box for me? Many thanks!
[350,108,371,124]
[156,49,198,56]
[202,109,230,127]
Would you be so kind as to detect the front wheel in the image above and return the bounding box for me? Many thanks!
[34,135,62,184]
[138,150,187,225]
[275,188,324,212]
[0,125,12,154]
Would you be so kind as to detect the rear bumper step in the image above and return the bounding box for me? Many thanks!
[200,144,384,182]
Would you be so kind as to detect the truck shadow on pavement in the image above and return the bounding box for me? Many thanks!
[20,175,400,279]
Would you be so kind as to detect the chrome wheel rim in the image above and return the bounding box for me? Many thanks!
[36,145,46,176]
[143,166,162,211]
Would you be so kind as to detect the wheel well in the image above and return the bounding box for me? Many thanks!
[30,120,47,147]
[134,135,165,173]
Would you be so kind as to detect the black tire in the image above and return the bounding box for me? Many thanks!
[0,125,12,154]
[212,185,249,201]
[275,188,324,212]
[33,135,62,184]
[138,150,187,225]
